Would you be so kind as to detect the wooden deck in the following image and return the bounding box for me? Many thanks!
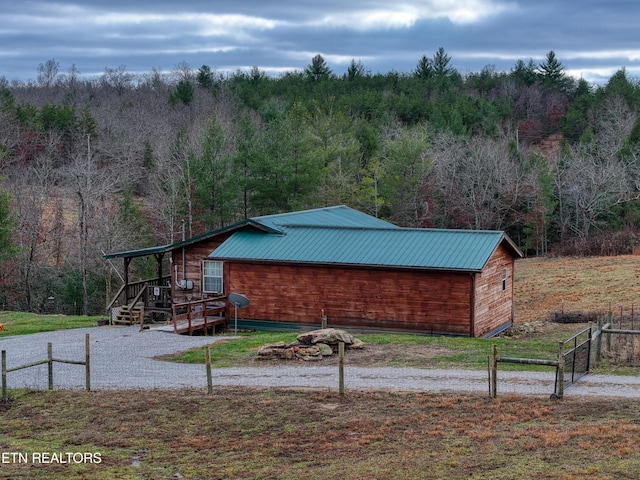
[171,298,227,335]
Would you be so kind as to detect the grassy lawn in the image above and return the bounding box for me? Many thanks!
[0,311,102,337]
[163,330,568,371]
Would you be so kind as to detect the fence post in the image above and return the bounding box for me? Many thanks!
[338,341,345,395]
[556,341,565,400]
[2,350,7,403]
[85,334,91,392]
[487,355,491,397]
[47,342,53,391]
[205,346,213,395]
[596,317,603,363]
[490,344,498,398]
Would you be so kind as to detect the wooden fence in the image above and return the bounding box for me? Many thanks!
[1,334,91,402]
[204,341,348,396]
[489,343,562,399]
[488,319,640,400]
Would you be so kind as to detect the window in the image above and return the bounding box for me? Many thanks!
[501,268,507,291]
[203,260,223,293]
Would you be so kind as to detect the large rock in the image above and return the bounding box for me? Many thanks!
[256,342,325,361]
[257,342,291,358]
[315,343,334,356]
[257,329,364,361]
[297,328,355,346]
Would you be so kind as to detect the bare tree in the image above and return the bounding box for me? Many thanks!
[37,59,60,87]
[426,132,537,230]
[554,96,640,239]
[173,61,195,84]
[7,134,64,311]
[555,142,634,239]
[101,65,134,96]
[592,95,636,156]
[62,134,122,314]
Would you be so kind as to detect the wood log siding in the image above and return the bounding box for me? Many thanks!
[166,228,516,336]
[226,263,474,335]
[472,244,515,337]
[170,233,232,303]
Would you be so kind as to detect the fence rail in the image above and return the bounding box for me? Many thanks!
[489,344,561,399]
[1,334,90,402]
[489,320,640,400]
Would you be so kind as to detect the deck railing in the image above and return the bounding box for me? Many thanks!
[172,297,226,335]
[106,276,171,312]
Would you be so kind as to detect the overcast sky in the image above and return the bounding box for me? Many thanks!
[2,0,639,85]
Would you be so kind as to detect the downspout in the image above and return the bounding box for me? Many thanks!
[181,219,186,286]
[511,258,515,324]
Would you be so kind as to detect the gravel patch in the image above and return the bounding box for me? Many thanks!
[2,326,640,398]
[0,326,223,390]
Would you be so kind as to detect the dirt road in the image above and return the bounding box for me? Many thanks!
[1,326,639,398]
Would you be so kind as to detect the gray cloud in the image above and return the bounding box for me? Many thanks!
[1,0,639,84]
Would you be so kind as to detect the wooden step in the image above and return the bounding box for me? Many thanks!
[113,304,144,325]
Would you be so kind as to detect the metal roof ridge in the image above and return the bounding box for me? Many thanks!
[396,227,504,233]
[251,205,348,221]
[275,223,400,230]
[276,224,505,234]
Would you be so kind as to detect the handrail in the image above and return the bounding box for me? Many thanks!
[106,276,171,312]
[129,284,147,309]
[106,283,127,311]
[172,296,226,335]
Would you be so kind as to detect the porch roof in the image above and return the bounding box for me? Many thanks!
[102,219,278,260]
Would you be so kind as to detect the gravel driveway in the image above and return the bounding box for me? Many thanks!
[2,325,640,398]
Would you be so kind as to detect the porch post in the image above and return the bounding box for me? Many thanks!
[124,257,131,302]
[155,253,164,284]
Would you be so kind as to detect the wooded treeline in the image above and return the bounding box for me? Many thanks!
[2,50,640,315]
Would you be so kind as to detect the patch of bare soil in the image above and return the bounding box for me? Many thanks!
[499,319,593,340]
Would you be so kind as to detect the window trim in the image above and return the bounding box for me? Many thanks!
[203,260,224,294]
[501,268,507,291]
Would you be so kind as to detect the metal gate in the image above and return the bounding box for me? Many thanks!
[555,326,592,395]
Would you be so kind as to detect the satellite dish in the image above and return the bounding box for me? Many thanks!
[228,293,249,335]
[228,293,250,308]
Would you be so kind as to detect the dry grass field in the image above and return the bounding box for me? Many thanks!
[515,255,640,323]
[1,388,640,480]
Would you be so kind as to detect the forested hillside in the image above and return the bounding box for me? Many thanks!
[2,50,640,315]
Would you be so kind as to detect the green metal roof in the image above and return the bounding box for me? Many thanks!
[103,205,394,259]
[210,225,522,272]
[103,219,279,259]
[252,205,399,230]
[104,205,522,270]
[102,243,173,259]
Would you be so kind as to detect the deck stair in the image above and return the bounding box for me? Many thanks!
[112,303,144,325]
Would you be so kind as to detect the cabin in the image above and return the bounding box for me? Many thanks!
[104,205,523,337]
